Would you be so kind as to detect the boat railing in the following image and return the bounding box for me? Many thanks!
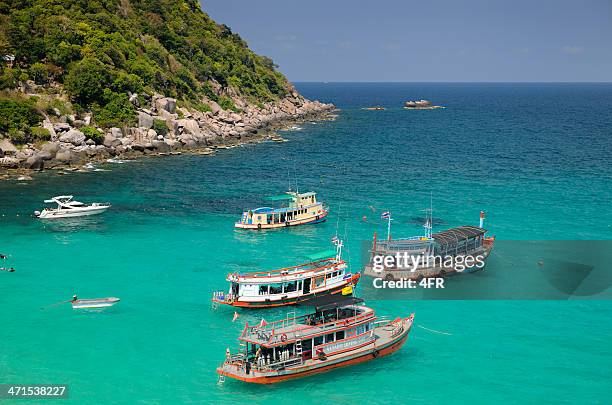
[230,258,343,279]
[242,311,375,344]
[212,291,234,303]
[373,317,406,338]
[254,355,303,371]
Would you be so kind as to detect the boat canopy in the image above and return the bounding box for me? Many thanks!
[297,295,364,311]
[305,249,336,262]
[265,194,294,201]
[44,195,74,203]
[432,226,487,245]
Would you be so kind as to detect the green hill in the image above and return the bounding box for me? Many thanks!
[0,0,293,142]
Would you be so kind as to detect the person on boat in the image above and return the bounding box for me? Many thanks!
[71,294,78,303]
[0,253,7,259]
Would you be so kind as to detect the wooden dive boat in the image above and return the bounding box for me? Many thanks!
[364,211,495,280]
[217,296,414,384]
[235,191,328,230]
[212,239,360,308]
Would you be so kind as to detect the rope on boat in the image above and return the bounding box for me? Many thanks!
[417,325,452,336]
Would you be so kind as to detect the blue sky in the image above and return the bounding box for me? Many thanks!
[202,0,612,82]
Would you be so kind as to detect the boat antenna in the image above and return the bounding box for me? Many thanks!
[423,192,433,238]
[294,161,299,194]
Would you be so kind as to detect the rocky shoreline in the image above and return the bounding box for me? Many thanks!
[0,91,335,180]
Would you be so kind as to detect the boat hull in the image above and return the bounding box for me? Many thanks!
[37,206,110,219]
[214,274,360,308]
[234,210,328,230]
[217,318,411,384]
[71,297,120,309]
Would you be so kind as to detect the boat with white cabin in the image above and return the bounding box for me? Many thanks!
[34,196,110,219]
[235,191,328,230]
[212,238,360,308]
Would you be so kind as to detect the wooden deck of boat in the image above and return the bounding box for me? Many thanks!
[219,318,412,384]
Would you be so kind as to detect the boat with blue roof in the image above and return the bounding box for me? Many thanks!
[235,191,328,230]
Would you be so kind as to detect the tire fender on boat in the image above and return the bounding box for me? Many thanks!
[372,349,379,358]
[257,224,262,230]
[316,215,320,220]
[285,221,290,227]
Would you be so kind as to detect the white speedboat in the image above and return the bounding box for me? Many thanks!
[34,196,110,219]
[71,297,120,309]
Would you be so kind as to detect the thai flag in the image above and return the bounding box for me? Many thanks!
[259,318,267,327]
[381,211,390,220]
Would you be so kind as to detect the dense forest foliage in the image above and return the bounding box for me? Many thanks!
[0,0,291,142]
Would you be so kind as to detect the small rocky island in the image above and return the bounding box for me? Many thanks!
[404,100,445,109]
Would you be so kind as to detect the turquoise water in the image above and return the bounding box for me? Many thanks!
[1,83,611,403]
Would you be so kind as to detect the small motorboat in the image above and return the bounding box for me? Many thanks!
[71,297,120,309]
[34,195,110,219]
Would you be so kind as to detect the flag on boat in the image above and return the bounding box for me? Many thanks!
[342,285,353,295]
[259,318,267,327]
[232,311,239,322]
[381,211,391,220]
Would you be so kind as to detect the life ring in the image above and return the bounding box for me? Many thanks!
[257,224,262,230]
[280,333,288,342]
[372,349,379,358]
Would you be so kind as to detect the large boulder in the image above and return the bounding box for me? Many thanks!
[26,155,44,170]
[0,138,17,155]
[110,127,123,138]
[59,129,86,146]
[41,142,60,158]
[151,140,171,153]
[155,97,177,114]
[53,122,71,132]
[54,149,74,164]
[103,134,121,148]
[138,111,153,129]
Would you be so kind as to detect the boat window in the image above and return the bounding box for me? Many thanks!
[302,339,312,352]
[283,281,297,293]
[259,285,269,295]
[315,276,325,287]
[325,333,335,343]
[336,330,345,340]
[269,283,283,294]
[346,328,356,337]
[325,273,332,279]
[314,336,323,346]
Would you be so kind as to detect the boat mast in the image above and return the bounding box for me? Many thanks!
[423,193,433,238]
